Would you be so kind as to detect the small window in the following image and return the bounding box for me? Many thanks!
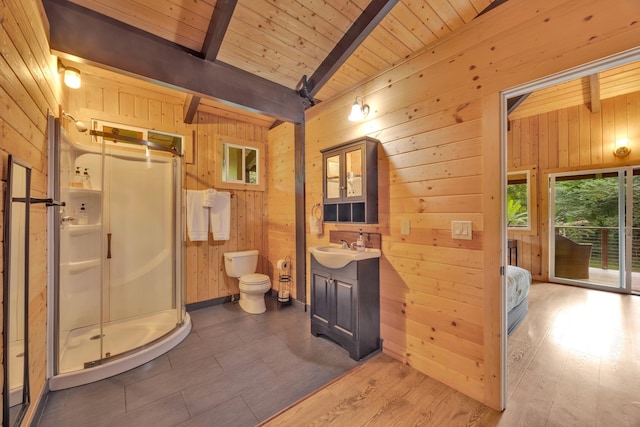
[223,143,258,185]
[214,135,265,192]
[93,120,183,155]
[507,170,530,229]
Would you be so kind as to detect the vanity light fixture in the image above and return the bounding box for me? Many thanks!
[613,138,631,157]
[348,96,370,122]
[58,59,82,89]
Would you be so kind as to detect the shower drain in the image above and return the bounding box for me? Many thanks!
[90,334,105,340]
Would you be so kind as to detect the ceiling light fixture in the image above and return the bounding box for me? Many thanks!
[613,138,630,157]
[58,59,81,89]
[348,96,370,122]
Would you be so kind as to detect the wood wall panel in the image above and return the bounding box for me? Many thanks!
[305,0,640,409]
[267,123,297,299]
[0,0,62,424]
[508,90,640,280]
[185,113,269,304]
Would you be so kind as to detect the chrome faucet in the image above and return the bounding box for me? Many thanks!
[340,240,350,249]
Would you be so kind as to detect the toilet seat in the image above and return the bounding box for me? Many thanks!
[240,273,270,285]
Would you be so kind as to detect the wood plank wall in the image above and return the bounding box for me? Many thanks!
[508,90,640,280]
[185,112,269,304]
[0,0,62,423]
[267,123,297,299]
[304,0,640,409]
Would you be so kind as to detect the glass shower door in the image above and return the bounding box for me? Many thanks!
[101,151,177,358]
[56,132,183,374]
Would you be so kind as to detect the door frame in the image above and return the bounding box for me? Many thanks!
[499,46,640,408]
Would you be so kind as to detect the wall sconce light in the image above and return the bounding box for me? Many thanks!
[58,59,81,89]
[613,138,631,157]
[348,96,370,122]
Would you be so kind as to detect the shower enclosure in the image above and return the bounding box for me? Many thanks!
[48,121,190,390]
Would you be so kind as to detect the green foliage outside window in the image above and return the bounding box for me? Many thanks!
[507,182,528,227]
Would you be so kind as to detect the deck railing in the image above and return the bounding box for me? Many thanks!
[556,226,640,271]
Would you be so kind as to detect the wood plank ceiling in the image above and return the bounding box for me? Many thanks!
[45,0,640,125]
[509,60,640,120]
[44,0,498,125]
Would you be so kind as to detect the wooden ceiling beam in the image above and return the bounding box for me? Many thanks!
[183,94,201,124]
[202,0,237,62]
[589,73,601,113]
[43,0,304,124]
[184,0,239,123]
[306,0,400,98]
[476,0,509,18]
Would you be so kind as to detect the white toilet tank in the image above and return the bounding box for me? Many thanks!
[224,250,259,278]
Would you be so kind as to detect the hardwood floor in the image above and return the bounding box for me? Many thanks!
[263,283,640,426]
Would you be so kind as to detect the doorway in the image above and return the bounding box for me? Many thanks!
[501,47,640,408]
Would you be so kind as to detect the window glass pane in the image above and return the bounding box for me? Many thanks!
[326,154,340,199]
[507,171,529,228]
[345,149,362,198]
[225,145,244,181]
[103,125,143,144]
[148,130,182,154]
[245,148,257,184]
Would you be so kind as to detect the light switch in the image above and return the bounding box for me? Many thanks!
[451,221,472,240]
[401,220,411,235]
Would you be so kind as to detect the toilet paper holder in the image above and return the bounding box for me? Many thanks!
[276,256,292,306]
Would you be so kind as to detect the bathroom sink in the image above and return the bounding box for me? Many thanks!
[309,245,381,269]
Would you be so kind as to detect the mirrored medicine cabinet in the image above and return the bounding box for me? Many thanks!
[322,137,379,223]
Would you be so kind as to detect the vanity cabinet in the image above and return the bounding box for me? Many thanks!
[310,256,380,360]
[322,137,378,223]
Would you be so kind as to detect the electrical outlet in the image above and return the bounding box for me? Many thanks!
[451,221,472,240]
[401,220,411,235]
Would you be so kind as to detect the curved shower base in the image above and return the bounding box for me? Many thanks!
[49,313,191,391]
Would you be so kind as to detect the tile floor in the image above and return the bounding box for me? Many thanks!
[36,297,360,426]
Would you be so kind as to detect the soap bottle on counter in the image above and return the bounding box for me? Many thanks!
[77,203,88,225]
[356,229,365,252]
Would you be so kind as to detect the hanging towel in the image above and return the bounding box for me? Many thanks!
[309,204,323,236]
[186,190,209,241]
[210,191,231,241]
[202,188,217,207]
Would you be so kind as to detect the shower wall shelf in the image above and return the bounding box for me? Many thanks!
[64,259,100,273]
[68,224,102,236]
[69,187,101,195]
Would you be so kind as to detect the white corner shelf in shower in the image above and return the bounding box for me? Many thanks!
[63,258,101,274]
[68,223,102,236]
[68,187,102,195]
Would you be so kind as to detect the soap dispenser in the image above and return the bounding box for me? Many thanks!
[356,229,365,252]
[78,203,88,225]
[72,167,84,188]
[82,168,92,189]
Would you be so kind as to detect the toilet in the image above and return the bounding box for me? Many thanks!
[223,250,271,314]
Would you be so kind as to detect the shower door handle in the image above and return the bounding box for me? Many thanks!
[107,233,112,259]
